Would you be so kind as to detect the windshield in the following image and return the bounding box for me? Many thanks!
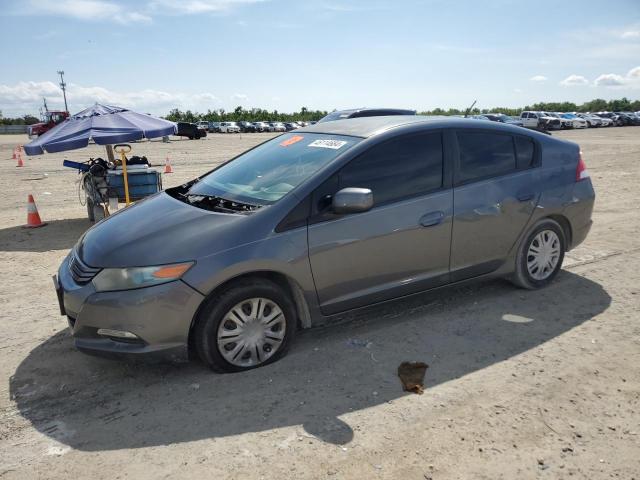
[189,132,360,205]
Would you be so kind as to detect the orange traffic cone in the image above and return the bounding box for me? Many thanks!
[23,194,47,228]
[164,156,173,174]
[16,152,24,167]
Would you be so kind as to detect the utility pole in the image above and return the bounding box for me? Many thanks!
[57,70,68,112]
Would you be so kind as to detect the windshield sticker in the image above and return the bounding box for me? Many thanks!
[308,139,348,150]
[280,135,304,147]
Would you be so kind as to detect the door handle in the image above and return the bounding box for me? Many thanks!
[517,193,534,202]
[419,211,444,227]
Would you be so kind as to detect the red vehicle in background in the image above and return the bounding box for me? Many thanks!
[28,109,69,138]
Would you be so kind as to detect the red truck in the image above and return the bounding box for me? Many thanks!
[28,109,69,138]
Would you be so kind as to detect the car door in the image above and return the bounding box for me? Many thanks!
[450,130,541,281]
[307,131,453,315]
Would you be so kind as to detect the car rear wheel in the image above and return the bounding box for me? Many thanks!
[512,219,565,289]
[194,279,296,373]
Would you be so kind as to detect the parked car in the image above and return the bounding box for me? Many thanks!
[561,113,588,129]
[482,113,524,127]
[284,122,300,131]
[519,111,562,130]
[318,107,417,123]
[253,121,269,132]
[54,116,594,372]
[470,115,491,121]
[614,112,640,126]
[576,113,603,127]
[238,121,256,133]
[176,122,205,139]
[269,122,286,132]
[196,121,209,131]
[220,122,240,133]
[209,122,221,133]
[595,112,623,126]
[544,112,573,129]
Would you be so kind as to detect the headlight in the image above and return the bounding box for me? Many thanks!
[92,262,194,292]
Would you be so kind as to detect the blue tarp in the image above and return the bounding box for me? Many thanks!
[24,104,177,156]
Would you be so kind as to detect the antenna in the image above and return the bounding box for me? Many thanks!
[464,99,477,118]
[57,70,69,112]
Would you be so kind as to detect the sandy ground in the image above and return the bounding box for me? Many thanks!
[0,128,639,479]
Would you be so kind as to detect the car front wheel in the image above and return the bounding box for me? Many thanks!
[512,219,565,289]
[194,279,296,372]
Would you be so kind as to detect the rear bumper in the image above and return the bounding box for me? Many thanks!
[563,180,596,250]
[57,254,205,362]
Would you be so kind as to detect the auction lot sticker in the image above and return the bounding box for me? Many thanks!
[308,139,348,149]
[280,135,304,147]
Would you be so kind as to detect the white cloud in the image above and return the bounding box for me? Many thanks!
[231,94,249,104]
[559,74,589,86]
[0,80,219,116]
[594,73,625,87]
[148,0,265,14]
[23,0,152,24]
[628,66,640,79]
[621,30,640,39]
[15,0,265,24]
[529,75,547,82]
[593,66,640,88]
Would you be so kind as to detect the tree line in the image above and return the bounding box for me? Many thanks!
[421,97,640,117]
[1,98,638,125]
[164,98,640,122]
[164,106,329,123]
[0,112,40,125]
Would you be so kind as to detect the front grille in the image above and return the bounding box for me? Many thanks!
[69,251,101,285]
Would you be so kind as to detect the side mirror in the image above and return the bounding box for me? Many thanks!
[332,187,373,214]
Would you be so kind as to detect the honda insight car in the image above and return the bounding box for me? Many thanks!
[54,116,595,372]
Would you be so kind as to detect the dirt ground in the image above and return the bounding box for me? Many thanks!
[0,128,638,479]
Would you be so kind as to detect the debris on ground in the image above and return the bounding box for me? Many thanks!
[397,361,429,394]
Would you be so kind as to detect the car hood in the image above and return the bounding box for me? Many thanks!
[78,192,251,268]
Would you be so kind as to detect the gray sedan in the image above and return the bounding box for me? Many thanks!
[55,116,595,372]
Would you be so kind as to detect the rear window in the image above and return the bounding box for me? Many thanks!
[457,132,516,183]
[515,136,535,169]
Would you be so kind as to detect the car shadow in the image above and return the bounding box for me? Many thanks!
[9,270,610,451]
[0,218,91,252]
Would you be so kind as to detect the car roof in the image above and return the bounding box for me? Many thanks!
[295,115,528,138]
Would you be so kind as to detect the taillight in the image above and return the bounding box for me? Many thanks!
[576,151,589,181]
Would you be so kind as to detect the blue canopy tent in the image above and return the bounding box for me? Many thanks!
[24,104,176,206]
[24,103,176,155]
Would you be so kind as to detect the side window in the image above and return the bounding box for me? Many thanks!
[521,112,528,118]
[515,136,535,169]
[457,131,516,183]
[339,132,443,206]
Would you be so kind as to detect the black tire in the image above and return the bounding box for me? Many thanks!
[194,278,297,373]
[512,219,566,290]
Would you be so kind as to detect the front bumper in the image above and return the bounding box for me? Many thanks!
[56,254,205,362]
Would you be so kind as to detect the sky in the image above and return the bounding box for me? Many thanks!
[0,0,639,117]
